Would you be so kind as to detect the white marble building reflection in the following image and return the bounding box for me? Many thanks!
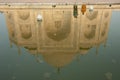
[4,8,111,70]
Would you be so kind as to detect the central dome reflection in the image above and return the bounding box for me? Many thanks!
[4,8,111,70]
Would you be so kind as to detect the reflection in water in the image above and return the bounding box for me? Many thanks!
[19,24,32,39]
[3,8,111,71]
[44,11,71,41]
[18,10,30,20]
[84,24,96,39]
[86,11,98,20]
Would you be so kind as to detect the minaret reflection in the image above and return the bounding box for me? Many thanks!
[4,8,111,71]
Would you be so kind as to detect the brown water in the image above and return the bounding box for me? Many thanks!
[0,6,120,80]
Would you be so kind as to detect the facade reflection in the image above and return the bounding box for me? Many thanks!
[4,8,111,70]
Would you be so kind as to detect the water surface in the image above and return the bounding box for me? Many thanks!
[0,6,120,80]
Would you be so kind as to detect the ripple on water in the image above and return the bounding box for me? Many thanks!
[105,72,112,80]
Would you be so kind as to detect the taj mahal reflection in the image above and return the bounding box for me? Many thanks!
[4,8,111,71]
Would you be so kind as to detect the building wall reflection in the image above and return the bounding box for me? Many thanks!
[4,8,111,69]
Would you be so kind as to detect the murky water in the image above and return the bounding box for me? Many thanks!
[0,6,120,80]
